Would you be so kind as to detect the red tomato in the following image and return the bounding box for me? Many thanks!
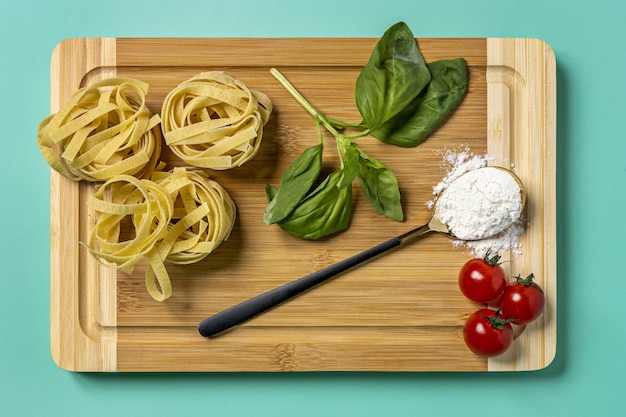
[458,251,507,304]
[463,308,513,357]
[499,273,545,325]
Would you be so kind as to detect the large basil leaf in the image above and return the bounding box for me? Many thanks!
[357,150,403,221]
[276,170,353,240]
[370,58,468,147]
[263,143,323,225]
[355,21,431,129]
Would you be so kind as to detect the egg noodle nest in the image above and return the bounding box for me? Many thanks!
[38,72,270,300]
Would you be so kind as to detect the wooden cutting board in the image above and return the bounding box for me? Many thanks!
[48,37,556,372]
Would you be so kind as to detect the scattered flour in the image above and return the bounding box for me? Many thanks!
[429,148,526,257]
[430,149,491,199]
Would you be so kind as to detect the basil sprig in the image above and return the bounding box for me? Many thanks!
[265,21,467,240]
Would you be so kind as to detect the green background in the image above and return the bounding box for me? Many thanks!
[1,0,624,415]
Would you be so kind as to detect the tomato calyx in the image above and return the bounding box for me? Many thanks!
[480,308,516,334]
[483,249,502,266]
[515,273,544,293]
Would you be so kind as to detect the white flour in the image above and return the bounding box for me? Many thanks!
[429,149,525,257]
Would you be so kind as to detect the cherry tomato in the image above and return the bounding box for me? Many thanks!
[463,308,513,357]
[499,273,545,325]
[458,251,507,304]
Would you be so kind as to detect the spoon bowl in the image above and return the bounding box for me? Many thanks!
[400,166,526,242]
[199,166,526,337]
[496,166,526,211]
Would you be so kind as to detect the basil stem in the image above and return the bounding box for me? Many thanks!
[269,68,357,142]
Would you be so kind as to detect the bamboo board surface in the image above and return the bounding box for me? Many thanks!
[49,37,556,372]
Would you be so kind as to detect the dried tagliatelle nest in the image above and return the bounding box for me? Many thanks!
[152,167,236,265]
[37,77,162,182]
[85,168,236,301]
[161,71,272,170]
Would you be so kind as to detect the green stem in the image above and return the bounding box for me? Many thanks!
[343,129,372,140]
[270,68,343,139]
[325,116,366,131]
[324,116,371,140]
[271,67,369,169]
[270,68,318,118]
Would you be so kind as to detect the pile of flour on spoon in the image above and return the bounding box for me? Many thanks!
[428,149,526,257]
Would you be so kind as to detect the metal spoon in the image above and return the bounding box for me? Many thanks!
[198,167,525,337]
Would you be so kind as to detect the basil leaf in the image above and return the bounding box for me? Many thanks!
[370,58,468,147]
[355,21,431,128]
[265,184,278,201]
[263,143,323,225]
[357,150,403,221]
[339,142,360,188]
[277,170,353,240]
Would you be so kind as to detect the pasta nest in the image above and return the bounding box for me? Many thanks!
[86,168,236,301]
[161,71,272,170]
[37,78,162,182]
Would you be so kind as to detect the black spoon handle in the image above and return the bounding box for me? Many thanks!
[198,236,402,337]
